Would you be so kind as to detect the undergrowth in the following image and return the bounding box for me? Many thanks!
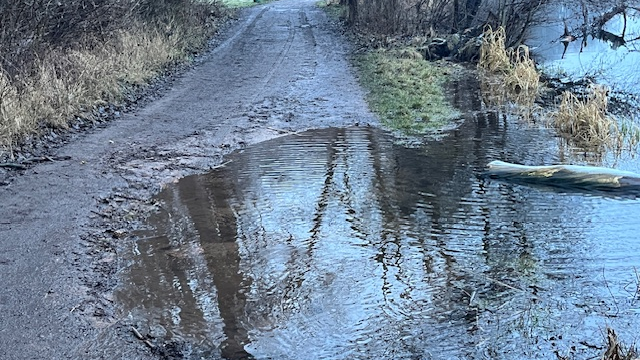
[478,25,640,152]
[0,0,228,154]
[355,49,458,134]
[316,0,347,19]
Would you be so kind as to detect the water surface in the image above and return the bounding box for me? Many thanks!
[119,108,640,359]
[528,2,640,96]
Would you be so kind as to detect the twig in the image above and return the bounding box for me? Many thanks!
[90,210,107,217]
[131,326,144,340]
[0,163,27,170]
[267,127,302,136]
[0,156,71,170]
[211,160,232,169]
[131,327,155,349]
[482,275,542,301]
[602,266,620,316]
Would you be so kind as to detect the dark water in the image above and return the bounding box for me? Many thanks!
[118,94,640,359]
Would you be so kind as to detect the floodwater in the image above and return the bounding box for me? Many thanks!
[118,77,640,360]
[527,2,640,96]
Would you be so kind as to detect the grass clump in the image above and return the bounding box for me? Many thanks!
[551,85,640,150]
[602,327,638,360]
[552,85,613,145]
[478,26,539,99]
[356,49,458,134]
[478,26,511,73]
[505,45,540,95]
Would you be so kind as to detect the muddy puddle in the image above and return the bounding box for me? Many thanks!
[117,93,640,359]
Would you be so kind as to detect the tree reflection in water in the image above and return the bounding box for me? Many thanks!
[121,121,640,359]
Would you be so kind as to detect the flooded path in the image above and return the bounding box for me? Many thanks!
[119,81,640,358]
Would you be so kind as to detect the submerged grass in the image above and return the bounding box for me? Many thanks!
[355,48,458,134]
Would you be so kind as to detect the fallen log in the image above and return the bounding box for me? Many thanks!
[484,160,640,194]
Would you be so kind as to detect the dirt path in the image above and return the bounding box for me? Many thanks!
[0,1,376,358]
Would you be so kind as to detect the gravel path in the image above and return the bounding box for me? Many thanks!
[0,0,376,358]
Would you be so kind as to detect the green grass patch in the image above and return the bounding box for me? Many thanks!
[222,0,277,8]
[222,0,259,8]
[355,49,458,134]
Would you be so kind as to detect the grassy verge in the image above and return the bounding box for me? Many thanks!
[223,0,260,8]
[0,0,229,154]
[355,49,459,134]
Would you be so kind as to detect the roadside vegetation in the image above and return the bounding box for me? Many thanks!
[476,25,640,152]
[0,0,228,155]
[320,1,459,134]
[355,49,458,134]
[223,0,262,8]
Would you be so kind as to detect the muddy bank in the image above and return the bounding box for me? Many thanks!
[0,1,376,359]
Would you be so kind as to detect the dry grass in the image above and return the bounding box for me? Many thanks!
[552,85,640,150]
[478,26,539,111]
[0,3,225,151]
[602,327,638,360]
[505,45,539,95]
[552,85,615,146]
[478,26,511,73]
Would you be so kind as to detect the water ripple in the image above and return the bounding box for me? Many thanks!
[119,125,640,359]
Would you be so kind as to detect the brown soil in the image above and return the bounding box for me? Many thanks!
[0,0,377,358]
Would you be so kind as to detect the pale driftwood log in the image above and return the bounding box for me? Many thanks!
[485,160,640,192]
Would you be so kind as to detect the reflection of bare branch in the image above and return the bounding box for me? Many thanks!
[594,5,626,29]
[626,35,640,43]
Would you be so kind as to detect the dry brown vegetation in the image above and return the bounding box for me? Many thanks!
[552,85,640,150]
[477,26,540,110]
[602,327,638,360]
[0,0,226,152]
[478,26,511,73]
[552,85,613,145]
[344,0,549,49]
[478,27,539,94]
